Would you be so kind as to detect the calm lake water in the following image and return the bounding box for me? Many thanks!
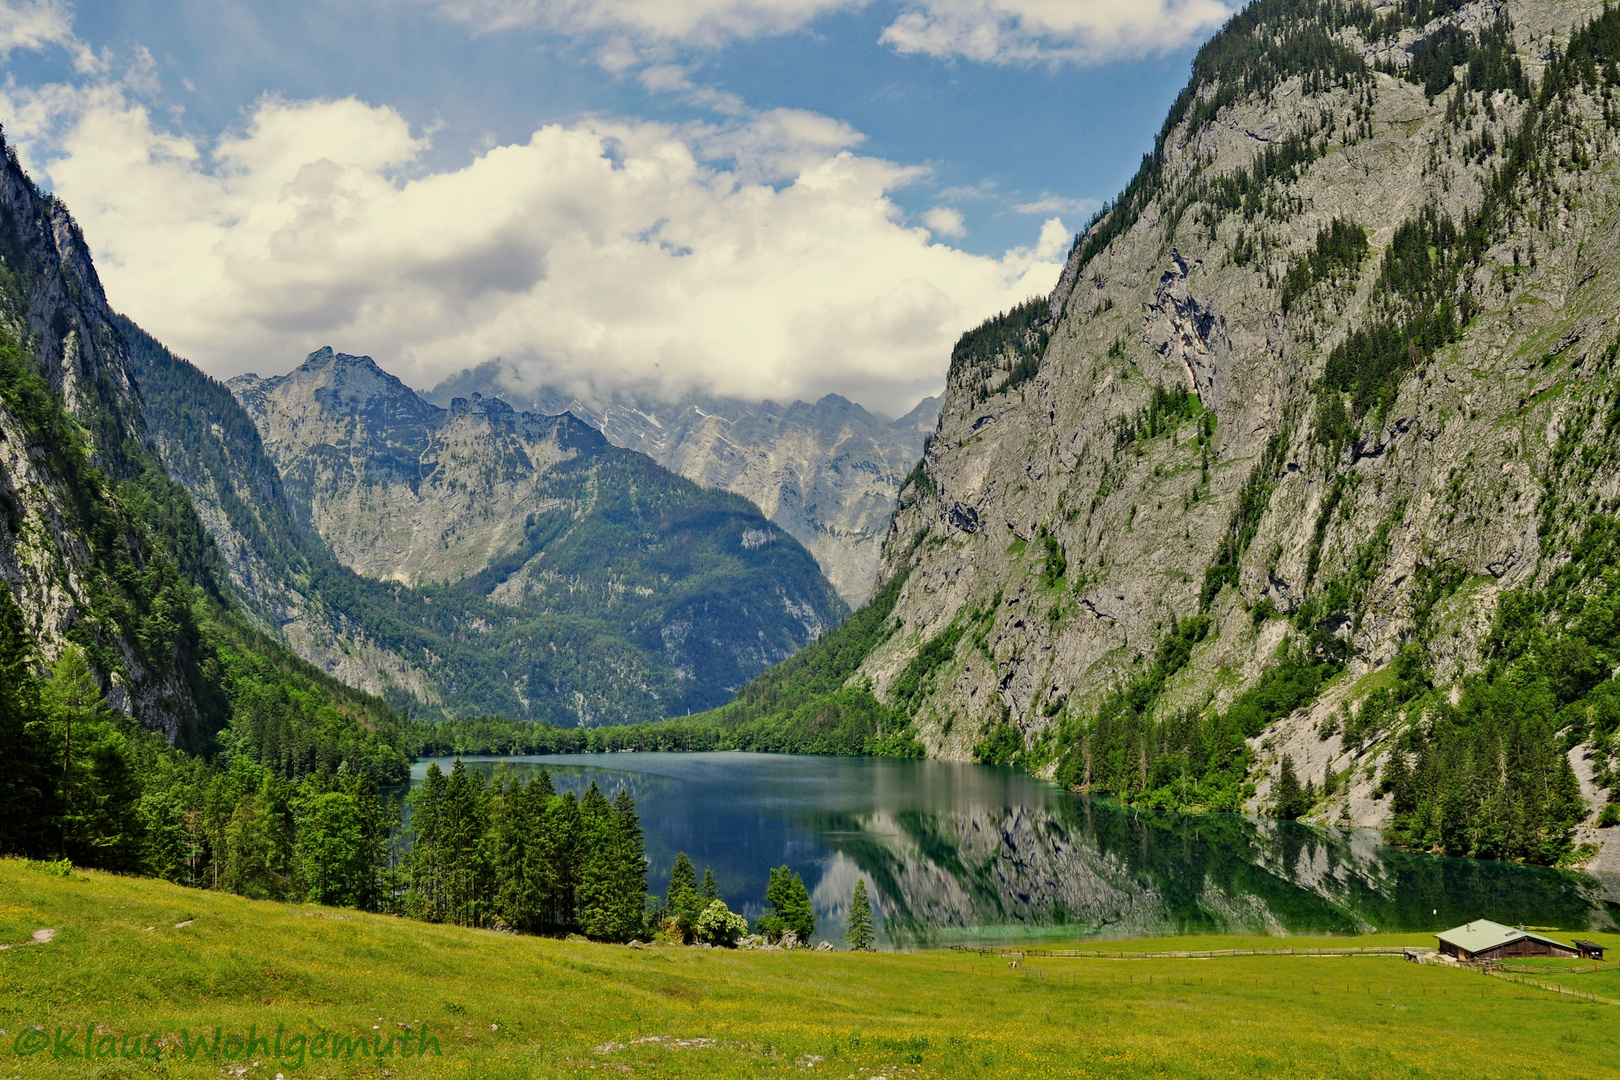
[408,752,1620,948]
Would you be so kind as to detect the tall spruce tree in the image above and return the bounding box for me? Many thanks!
[45,645,142,870]
[0,587,59,857]
[1273,755,1307,821]
[576,782,618,939]
[845,879,875,951]
[404,761,449,920]
[539,789,582,933]
[490,776,543,931]
[610,787,649,941]
[442,759,492,926]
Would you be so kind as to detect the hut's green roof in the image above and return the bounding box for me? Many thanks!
[1435,920,1568,954]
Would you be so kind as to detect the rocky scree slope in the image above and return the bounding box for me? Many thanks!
[749,0,1620,870]
[0,131,402,765]
[222,349,847,723]
[426,364,939,607]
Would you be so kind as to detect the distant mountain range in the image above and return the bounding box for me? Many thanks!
[180,347,843,723]
[426,362,939,606]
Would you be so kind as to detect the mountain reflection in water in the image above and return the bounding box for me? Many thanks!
[410,753,1618,947]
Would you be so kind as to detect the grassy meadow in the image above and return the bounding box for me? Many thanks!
[2,859,1618,1080]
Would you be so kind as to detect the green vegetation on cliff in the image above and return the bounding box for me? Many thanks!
[0,139,412,906]
[565,567,923,756]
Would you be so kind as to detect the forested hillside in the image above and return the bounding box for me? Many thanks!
[0,129,414,890]
[644,0,1620,871]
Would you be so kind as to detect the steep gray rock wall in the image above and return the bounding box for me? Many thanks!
[120,321,445,707]
[0,135,210,740]
[233,350,587,587]
[426,365,939,605]
[850,0,1620,862]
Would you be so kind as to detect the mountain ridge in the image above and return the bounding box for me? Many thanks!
[194,344,849,724]
[649,0,1620,871]
[424,362,939,605]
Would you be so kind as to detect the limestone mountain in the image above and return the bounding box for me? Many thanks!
[425,363,940,606]
[212,348,847,723]
[689,0,1620,871]
[0,131,402,768]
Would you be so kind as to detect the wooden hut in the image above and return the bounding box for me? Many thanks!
[1434,920,1578,962]
[1573,939,1605,960]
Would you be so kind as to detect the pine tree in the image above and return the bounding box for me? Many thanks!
[760,865,815,945]
[404,761,449,920]
[441,759,491,926]
[610,788,649,941]
[539,789,582,933]
[533,768,556,800]
[576,782,618,940]
[666,851,701,940]
[0,589,59,858]
[351,773,396,912]
[45,645,141,870]
[1273,754,1307,821]
[700,867,719,903]
[845,879,875,951]
[667,852,698,908]
[490,776,542,930]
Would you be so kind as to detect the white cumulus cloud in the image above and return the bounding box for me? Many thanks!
[427,0,1232,63]
[923,206,965,237]
[0,0,102,72]
[880,0,1233,63]
[3,84,1067,415]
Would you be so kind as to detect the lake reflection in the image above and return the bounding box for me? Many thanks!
[408,752,1620,947]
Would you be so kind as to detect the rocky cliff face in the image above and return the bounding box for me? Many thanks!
[0,134,223,743]
[842,0,1620,863]
[233,351,603,588]
[222,348,848,723]
[426,364,939,606]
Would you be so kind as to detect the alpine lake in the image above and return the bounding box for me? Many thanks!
[408,753,1620,948]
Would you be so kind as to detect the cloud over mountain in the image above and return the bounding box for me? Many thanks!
[5,84,1066,414]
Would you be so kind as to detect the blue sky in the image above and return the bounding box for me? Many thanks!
[0,0,1230,413]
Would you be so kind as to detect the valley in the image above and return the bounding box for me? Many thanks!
[7,5,1620,1074]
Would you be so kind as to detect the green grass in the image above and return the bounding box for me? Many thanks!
[1494,955,1620,1000]
[2,860,1618,1079]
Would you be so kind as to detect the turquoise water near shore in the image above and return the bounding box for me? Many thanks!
[410,752,1620,947]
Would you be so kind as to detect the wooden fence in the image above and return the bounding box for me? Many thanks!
[946,945,1415,960]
